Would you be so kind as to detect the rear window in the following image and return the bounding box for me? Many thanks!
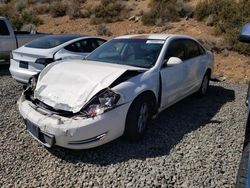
[184,39,201,59]
[25,35,82,49]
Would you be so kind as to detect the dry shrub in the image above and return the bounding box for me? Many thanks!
[96,24,112,36]
[0,2,42,30]
[90,0,127,24]
[67,0,83,19]
[33,3,50,14]
[15,0,28,13]
[195,0,250,55]
[49,1,67,17]
[142,0,193,26]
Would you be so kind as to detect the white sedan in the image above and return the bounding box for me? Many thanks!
[18,34,214,149]
[9,34,106,83]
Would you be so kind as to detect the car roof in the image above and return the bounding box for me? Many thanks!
[114,34,195,40]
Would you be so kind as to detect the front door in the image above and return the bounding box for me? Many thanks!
[160,39,186,109]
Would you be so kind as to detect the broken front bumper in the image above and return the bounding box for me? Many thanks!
[18,95,131,149]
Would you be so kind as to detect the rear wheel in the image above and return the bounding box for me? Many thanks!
[197,71,210,96]
[124,96,150,141]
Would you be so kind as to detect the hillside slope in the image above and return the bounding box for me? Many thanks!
[8,0,250,83]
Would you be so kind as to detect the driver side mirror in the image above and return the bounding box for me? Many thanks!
[165,57,183,67]
[239,23,250,43]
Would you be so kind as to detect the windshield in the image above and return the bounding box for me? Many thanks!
[86,39,165,68]
[25,35,82,49]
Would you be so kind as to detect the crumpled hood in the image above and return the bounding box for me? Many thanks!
[34,60,143,113]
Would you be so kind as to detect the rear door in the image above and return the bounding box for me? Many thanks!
[182,39,207,95]
[160,39,186,108]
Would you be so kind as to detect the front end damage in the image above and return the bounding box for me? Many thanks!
[18,60,147,149]
[18,83,135,149]
[18,87,131,149]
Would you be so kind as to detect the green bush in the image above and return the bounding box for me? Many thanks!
[195,0,250,55]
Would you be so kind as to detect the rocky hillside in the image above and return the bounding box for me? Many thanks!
[1,0,249,83]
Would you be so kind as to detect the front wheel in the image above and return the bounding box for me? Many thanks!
[197,71,210,96]
[124,97,150,141]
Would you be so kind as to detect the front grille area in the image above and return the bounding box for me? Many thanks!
[33,99,75,117]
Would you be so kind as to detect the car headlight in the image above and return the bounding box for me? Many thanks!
[35,58,54,66]
[81,89,120,117]
[23,74,39,100]
[30,76,38,91]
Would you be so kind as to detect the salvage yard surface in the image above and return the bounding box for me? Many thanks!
[0,65,248,187]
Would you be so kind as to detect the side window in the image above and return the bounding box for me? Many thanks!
[96,39,106,46]
[198,43,206,55]
[0,20,10,36]
[64,41,82,52]
[164,40,186,61]
[184,39,201,60]
[80,39,100,53]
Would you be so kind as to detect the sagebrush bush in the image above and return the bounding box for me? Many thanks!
[67,0,83,19]
[12,10,43,30]
[90,0,126,24]
[142,0,179,25]
[33,3,50,14]
[0,2,43,30]
[142,0,193,25]
[15,0,27,13]
[49,1,67,17]
[96,24,112,36]
[195,0,250,55]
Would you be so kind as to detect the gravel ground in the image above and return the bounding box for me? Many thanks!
[0,65,248,188]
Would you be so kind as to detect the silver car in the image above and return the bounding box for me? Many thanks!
[9,34,106,83]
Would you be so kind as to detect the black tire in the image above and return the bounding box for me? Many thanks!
[235,142,250,188]
[197,71,210,96]
[124,96,150,141]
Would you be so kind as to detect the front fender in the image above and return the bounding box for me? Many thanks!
[112,69,159,105]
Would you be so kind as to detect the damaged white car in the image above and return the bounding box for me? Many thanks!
[18,34,214,149]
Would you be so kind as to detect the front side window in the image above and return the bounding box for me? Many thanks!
[165,40,186,61]
[0,20,10,36]
[86,39,164,68]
